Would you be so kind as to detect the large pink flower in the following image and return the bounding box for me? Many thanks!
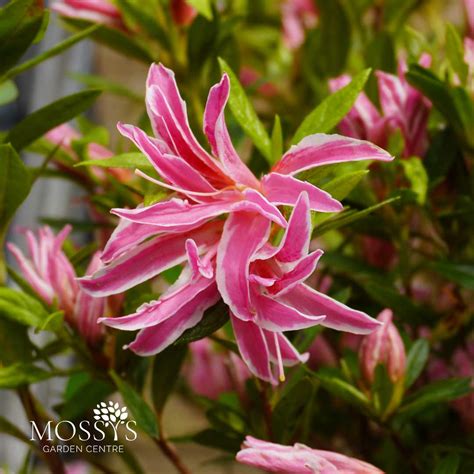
[236,436,384,473]
[79,63,391,381]
[8,226,109,344]
[330,55,432,158]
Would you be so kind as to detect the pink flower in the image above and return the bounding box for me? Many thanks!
[52,0,126,30]
[79,63,392,382]
[307,334,338,369]
[45,124,131,183]
[361,235,397,270]
[330,55,432,157]
[8,226,109,344]
[359,309,406,384]
[170,0,197,26]
[183,338,250,399]
[282,0,318,49]
[236,436,384,473]
[240,66,278,98]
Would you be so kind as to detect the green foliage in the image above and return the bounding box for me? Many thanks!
[405,339,429,388]
[110,370,159,438]
[218,58,272,162]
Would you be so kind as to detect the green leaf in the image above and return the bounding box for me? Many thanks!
[110,370,159,438]
[174,300,229,346]
[64,18,153,63]
[151,345,187,414]
[371,364,394,415]
[311,0,351,77]
[0,0,44,75]
[76,152,154,174]
[270,115,283,165]
[0,288,48,328]
[2,24,100,81]
[434,454,460,474]
[0,319,34,365]
[0,80,18,106]
[446,24,468,85]
[0,144,32,230]
[70,72,143,102]
[365,31,396,74]
[115,0,169,48]
[400,157,428,204]
[398,377,473,417]
[405,339,429,388]
[314,367,370,409]
[187,0,213,20]
[292,69,371,144]
[0,363,51,388]
[5,90,101,151]
[38,311,64,333]
[321,170,369,201]
[192,428,242,452]
[218,58,272,162]
[314,196,400,237]
[272,377,316,443]
[430,261,474,290]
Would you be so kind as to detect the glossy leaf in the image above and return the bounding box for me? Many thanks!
[405,339,429,388]
[0,363,51,388]
[0,80,18,106]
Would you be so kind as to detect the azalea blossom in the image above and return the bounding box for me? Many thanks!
[282,0,318,49]
[183,338,250,399]
[8,226,110,344]
[52,0,126,30]
[359,309,406,384]
[330,55,432,158]
[236,436,384,473]
[79,63,391,382]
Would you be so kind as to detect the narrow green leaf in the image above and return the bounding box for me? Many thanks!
[2,24,100,80]
[0,0,33,41]
[292,69,371,144]
[187,0,213,20]
[110,370,159,438]
[321,170,369,201]
[434,454,460,474]
[5,89,101,151]
[399,377,473,417]
[405,339,429,388]
[218,58,272,161]
[0,80,18,106]
[400,157,428,204]
[446,24,468,84]
[0,415,38,450]
[152,345,187,414]
[270,115,283,165]
[430,261,474,290]
[0,288,48,328]
[76,152,154,174]
[174,300,229,346]
[0,363,51,388]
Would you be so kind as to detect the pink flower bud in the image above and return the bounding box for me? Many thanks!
[359,309,406,384]
[170,0,196,26]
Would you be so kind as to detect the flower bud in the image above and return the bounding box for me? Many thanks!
[359,309,406,384]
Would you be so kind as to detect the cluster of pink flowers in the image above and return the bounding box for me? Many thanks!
[281,0,318,49]
[330,55,432,158]
[236,436,383,473]
[77,63,392,383]
[8,226,112,344]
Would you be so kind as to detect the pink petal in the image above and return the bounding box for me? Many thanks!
[127,283,219,356]
[238,189,287,228]
[204,74,260,187]
[118,123,217,193]
[231,313,275,383]
[276,191,311,263]
[185,239,214,279]
[281,284,381,334]
[273,134,393,176]
[99,274,215,330]
[376,72,407,121]
[269,249,324,295]
[252,291,325,331]
[216,212,271,321]
[262,172,342,212]
[79,221,222,297]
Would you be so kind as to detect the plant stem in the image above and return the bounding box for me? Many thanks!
[17,387,65,474]
[154,416,191,474]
